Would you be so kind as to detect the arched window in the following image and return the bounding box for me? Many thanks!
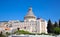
[9,24,12,27]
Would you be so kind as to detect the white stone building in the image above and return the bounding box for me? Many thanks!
[0,7,47,34]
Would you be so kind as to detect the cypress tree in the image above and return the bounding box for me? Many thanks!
[59,19,60,27]
[47,19,53,33]
[54,21,58,27]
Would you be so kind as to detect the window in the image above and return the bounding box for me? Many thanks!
[30,20,34,24]
[36,21,39,25]
[9,24,12,27]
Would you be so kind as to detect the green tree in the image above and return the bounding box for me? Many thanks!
[47,19,53,33]
[17,28,20,31]
[0,34,6,37]
[6,32,11,37]
[54,21,58,27]
[53,27,60,35]
[59,19,60,28]
[6,32,11,35]
[14,30,31,34]
[0,31,6,37]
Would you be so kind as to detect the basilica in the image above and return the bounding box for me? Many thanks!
[0,7,47,34]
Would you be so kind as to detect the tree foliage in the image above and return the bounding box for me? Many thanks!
[59,19,60,27]
[0,32,6,37]
[53,27,60,35]
[54,21,58,27]
[14,30,31,34]
[47,19,60,35]
[17,28,20,31]
[6,32,11,35]
[47,19,53,33]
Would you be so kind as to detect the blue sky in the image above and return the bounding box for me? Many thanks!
[0,0,60,22]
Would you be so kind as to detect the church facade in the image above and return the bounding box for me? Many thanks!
[0,7,47,34]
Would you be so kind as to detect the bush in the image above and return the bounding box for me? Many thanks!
[53,27,60,35]
[0,33,6,37]
[14,30,31,34]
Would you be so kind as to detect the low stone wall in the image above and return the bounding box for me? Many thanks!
[8,35,60,37]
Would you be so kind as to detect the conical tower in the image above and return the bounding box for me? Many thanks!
[24,7,36,21]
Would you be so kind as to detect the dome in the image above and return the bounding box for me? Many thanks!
[24,7,36,18]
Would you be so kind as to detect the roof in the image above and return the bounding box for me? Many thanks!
[24,7,36,18]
